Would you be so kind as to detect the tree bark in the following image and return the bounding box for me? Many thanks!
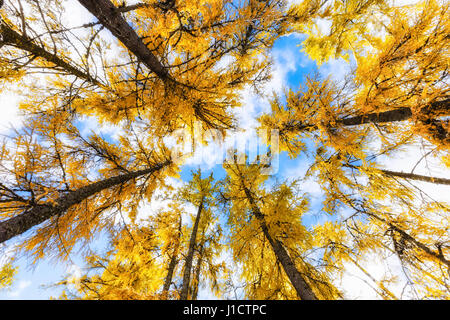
[286,98,450,132]
[339,107,413,126]
[380,169,450,186]
[0,161,169,244]
[0,20,102,86]
[77,0,169,80]
[161,216,182,299]
[191,241,204,300]
[179,196,204,300]
[236,171,318,300]
[161,251,179,299]
[390,223,450,268]
[365,212,450,268]
[116,3,149,13]
[248,192,318,300]
[345,164,450,186]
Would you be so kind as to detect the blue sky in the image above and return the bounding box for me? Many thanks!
[0,28,428,300]
[1,0,448,300]
[0,31,329,299]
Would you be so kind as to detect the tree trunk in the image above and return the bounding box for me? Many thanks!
[251,200,318,300]
[191,241,205,300]
[237,172,318,300]
[390,223,450,268]
[0,21,101,86]
[116,3,149,13]
[365,212,450,268]
[0,161,169,244]
[287,98,450,131]
[339,107,413,126]
[179,196,204,300]
[380,169,450,186]
[161,252,178,299]
[77,0,169,80]
[345,164,450,186]
[161,216,182,299]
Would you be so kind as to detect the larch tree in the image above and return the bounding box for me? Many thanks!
[251,1,449,300]
[178,169,223,300]
[0,0,288,259]
[1,0,289,134]
[282,0,449,154]
[0,260,17,290]
[55,203,186,300]
[0,0,448,301]
[221,155,341,300]
[57,224,166,300]
[56,170,225,300]
[255,1,450,296]
[0,0,289,260]
[0,108,177,263]
[188,220,224,300]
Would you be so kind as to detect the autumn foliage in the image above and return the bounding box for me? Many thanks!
[0,0,448,300]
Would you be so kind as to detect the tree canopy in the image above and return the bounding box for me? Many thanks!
[0,0,448,300]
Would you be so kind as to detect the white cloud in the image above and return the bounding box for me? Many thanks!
[77,115,125,142]
[266,45,302,94]
[7,280,32,298]
[133,177,196,224]
[319,57,353,83]
[392,0,421,6]
[376,143,450,203]
[60,0,95,27]
[0,91,22,133]
[339,249,411,299]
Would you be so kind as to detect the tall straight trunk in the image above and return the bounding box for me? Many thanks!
[365,212,450,268]
[339,99,449,126]
[161,216,182,298]
[380,169,450,186]
[248,193,318,300]
[236,172,318,300]
[191,241,205,300]
[0,161,169,244]
[0,21,101,86]
[286,98,450,132]
[340,100,449,143]
[161,251,179,299]
[77,0,169,80]
[345,164,450,186]
[389,223,450,268]
[179,196,205,300]
[339,107,413,126]
[116,3,149,13]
